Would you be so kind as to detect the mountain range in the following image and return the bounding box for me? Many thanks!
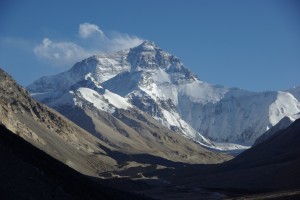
[1,39,300,199]
[0,66,228,173]
[0,66,232,198]
[28,40,300,148]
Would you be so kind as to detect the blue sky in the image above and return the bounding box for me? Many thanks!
[0,0,299,91]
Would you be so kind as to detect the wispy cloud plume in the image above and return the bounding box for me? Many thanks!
[108,33,144,52]
[33,38,92,67]
[33,23,144,67]
[79,23,104,38]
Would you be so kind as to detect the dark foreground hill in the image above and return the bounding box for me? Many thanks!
[0,124,151,200]
[146,119,300,199]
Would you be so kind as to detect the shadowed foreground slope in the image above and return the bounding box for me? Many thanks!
[131,119,300,199]
[0,125,151,200]
[169,118,300,192]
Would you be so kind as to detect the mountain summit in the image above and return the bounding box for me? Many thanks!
[28,41,300,147]
[28,41,195,92]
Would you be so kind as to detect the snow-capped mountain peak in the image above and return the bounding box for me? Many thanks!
[136,40,157,50]
[28,40,300,148]
[127,40,186,74]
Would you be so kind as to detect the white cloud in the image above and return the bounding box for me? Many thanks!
[33,38,93,67]
[79,23,104,38]
[109,33,145,52]
[33,23,144,68]
[77,23,144,52]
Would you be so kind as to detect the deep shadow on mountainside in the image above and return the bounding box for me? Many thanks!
[144,119,300,199]
[0,124,151,200]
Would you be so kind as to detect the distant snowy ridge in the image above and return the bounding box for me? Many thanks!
[286,86,300,101]
[28,40,300,147]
